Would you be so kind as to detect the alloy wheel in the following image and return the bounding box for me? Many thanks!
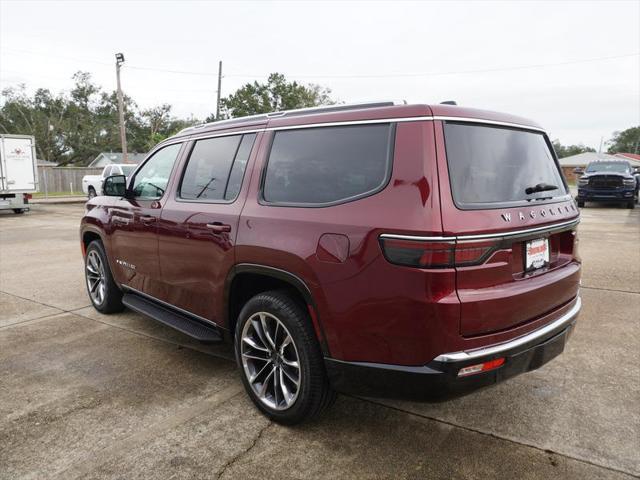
[85,250,106,306]
[240,312,301,410]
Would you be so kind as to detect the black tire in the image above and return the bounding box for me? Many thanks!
[88,187,97,199]
[577,200,585,208]
[84,240,124,313]
[12,209,25,214]
[234,290,336,425]
[628,200,635,209]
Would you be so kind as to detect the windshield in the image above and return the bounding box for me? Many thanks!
[585,162,629,174]
[120,165,136,176]
[443,122,567,208]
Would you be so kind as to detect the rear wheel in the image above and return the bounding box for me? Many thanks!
[88,187,97,199]
[235,291,336,424]
[84,240,124,313]
[12,209,25,214]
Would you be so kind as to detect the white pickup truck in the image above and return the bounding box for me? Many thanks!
[82,164,137,198]
[0,134,38,214]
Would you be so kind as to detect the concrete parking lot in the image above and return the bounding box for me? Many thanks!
[1,203,638,480]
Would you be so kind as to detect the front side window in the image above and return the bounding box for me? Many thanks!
[443,122,568,208]
[102,166,112,178]
[179,133,255,201]
[263,124,394,205]
[131,143,182,200]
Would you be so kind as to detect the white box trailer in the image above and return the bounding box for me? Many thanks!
[0,134,38,213]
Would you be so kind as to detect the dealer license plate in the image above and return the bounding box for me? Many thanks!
[525,238,549,271]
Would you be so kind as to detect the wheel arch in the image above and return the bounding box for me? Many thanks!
[224,263,330,356]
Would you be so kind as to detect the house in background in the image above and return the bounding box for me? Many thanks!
[88,152,147,168]
[558,152,640,182]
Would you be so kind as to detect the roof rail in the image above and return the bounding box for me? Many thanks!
[177,100,407,135]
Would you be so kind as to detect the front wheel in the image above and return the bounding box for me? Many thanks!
[235,291,336,424]
[627,200,635,209]
[84,240,124,313]
[88,187,97,199]
[577,200,585,208]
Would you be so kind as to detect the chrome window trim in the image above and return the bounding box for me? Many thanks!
[432,116,546,132]
[189,128,265,142]
[121,285,220,328]
[263,116,434,131]
[434,296,581,362]
[169,116,546,143]
[379,218,579,243]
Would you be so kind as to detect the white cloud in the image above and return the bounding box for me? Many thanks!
[1,0,638,148]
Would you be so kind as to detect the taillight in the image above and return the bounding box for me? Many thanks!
[380,237,498,268]
[379,238,455,268]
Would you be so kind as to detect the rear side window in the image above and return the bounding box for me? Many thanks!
[180,133,255,201]
[443,123,567,209]
[263,124,394,205]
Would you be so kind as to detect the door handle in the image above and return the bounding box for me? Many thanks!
[206,222,231,233]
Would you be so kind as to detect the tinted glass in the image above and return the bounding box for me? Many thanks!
[225,133,256,200]
[102,166,111,177]
[585,162,629,174]
[132,143,181,199]
[180,135,241,200]
[263,124,393,205]
[444,123,567,208]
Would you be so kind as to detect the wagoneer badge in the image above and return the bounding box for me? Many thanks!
[501,204,576,222]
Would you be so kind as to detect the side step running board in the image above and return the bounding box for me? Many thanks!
[122,293,222,343]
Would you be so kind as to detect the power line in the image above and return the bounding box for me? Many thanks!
[1,48,638,79]
[226,53,640,79]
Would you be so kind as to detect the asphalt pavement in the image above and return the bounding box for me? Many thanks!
[0,203,638,479]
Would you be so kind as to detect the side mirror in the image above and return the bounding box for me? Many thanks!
[103,175,127,197]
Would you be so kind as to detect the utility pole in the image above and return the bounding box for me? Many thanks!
[115,53,128,163]
[216,60,222,120]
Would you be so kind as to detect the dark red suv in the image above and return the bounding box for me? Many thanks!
[80,101,581,424]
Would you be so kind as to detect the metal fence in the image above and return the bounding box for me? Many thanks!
[38,166,102,196]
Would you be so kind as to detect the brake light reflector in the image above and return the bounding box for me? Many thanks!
[457,358,505,377]
[379,237,498,268]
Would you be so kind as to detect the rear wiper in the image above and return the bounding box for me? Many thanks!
[525,183,559,195]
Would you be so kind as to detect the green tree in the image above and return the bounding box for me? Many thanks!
[212,73,334,120]
[0,71,200,165]
[0,85,68,162]
[606,126,640,154]
[134,104,199,152]
[552,139,595,158]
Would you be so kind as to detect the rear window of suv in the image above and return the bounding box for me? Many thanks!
[443,122,568,209]
[263,124,394,206]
